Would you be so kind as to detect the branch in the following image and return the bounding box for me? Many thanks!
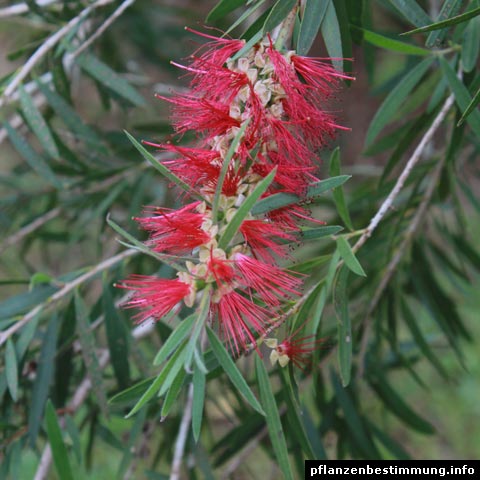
[0,248,137,347]
[0,0,59,18]
[352,93,456,253]
[169,383,195,480]
[71,0,136,58]
[0,0,115,106]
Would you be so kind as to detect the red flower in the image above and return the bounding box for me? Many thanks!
[135,202,210,254]
[118,275,192,324]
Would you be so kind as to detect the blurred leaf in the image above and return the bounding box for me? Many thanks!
[368,420,411,459]
[4,122,63,189]
[297,0,330,55]
[402,5,480,34]
[365,57,434,147]
[19,85,59,160]
[76,53,145,107]
[439,57,480,139]
[75,291,109,418]
[45,400,74,480]
[218,168,275,249]
[225,0,267,35]
[255,356,294,480]
[5,339,18,402]
[65,415,82,464]
[109,376,156,406]
[160,368,186,418]
[351,27,430,55]
[329,148,353,230]
[301,226,343,240]
[206,327,264,415]
[263,0,297,36]
[207,0,244,21]
[334,267,352,386]
[426,0,463,47]
[457,86,480,126]
[103,279,130,389]
[321,0,343,72]
[370,376,435,434]
[462,8,480,72]
[28,315,59,445]
[388,0,431,27]
[189,367,206,446]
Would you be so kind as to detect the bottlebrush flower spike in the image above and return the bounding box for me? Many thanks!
[118,28,352,355]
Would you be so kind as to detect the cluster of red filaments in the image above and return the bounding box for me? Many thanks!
[119,29,351,361]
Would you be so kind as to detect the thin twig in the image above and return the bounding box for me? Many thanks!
[352,93,456,253]
[170,383,195,480]
[0,248,137,347]
[0,0,114,106]
[72,0,136,58]
[0,0,59,18]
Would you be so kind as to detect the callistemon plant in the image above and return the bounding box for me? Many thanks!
[118,29,351,366]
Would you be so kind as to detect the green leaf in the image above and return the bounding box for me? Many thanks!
[307,175,352,197]
[320,1,343,72]
[5,339,18,402]
[212,120,250,221]
[331,371,379,457]
[263,0,297,36]
[103,279,130,389]
[462,10,480,72]
[370,376,435,434]
[457,86,480,126]
[124,130,198,198]
[333,267,352,386]
[75,291,109,418]
[108,376,156,406]
[28,315,59,445]
[365,57,434,147]
[351,26,430,55]
[440,57,480,137]
[206,327,264,415]
[153,314,196,366]
[19,85,59,159]
[426,0,463,48]
[192,366,206,442]
[388,0,431,27]
[232,30,263,61]
[45,400,74,480]
[280,368,316,459]
[329,148,353,230]
[76,53,145,107]
[4,122,63,189]
[301,225,343,240]
[402,5,480,35]
[297,0,330,55]
[337,237,366,277]
[160,369,186,418]
[218,168,276,249]
[225,0,267,35]
[126,342,187,417]
[37,81,106,151]
[64,415,82,464]
[255,357,294,480]
[206,0,244,21]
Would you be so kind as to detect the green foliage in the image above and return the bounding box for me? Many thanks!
[0,0,479,478]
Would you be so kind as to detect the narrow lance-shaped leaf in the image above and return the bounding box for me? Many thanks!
[462,7,480,73]
[19,84,59,159]
[337,237,366,277]
[76,53,145,107]
[206,327,264,415]
[457,86,480,127]
[5,339,18,402]
[365,57,434,147]
[161,369,187,418]
[426,0,463,48]
[45,400,75,480]
[402,5,480,35]
[388,0,431,27]
[263,0,297,36]
[206,0,244,22]
[255,356,294,480]
[320,0,343,72]
[192,366,206,442]
[333,266,352,386]
[297,0,330,55]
